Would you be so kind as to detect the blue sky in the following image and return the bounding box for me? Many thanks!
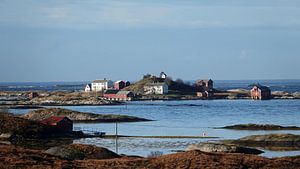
[0,0,300,82]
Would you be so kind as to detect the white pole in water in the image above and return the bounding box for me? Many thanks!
[115,122,118,153]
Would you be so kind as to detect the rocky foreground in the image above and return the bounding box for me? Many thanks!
[21,108,151,123]
[1,143,300,169]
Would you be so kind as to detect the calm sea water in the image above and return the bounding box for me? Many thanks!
[12,99,300,157]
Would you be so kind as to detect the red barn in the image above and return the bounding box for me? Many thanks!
[40,116,73,133]
[104,90,134,101]
[114,80,126,90]
[28,92,38,99]
[196,79,214,91]
[251,84,271,100]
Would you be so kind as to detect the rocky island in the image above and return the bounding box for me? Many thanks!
[0,91,121,107]
[21,108,151,123]
[219,124,300,130]
[223,133,300,151]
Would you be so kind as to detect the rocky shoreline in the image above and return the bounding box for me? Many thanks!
[0,91,122,107]
[223,133,300,151]
[1,90,300,109]
[1,143,300,169]
[2,111,300,168]
[22,108,152,123]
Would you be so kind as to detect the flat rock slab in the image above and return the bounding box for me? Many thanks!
[223,133,300,150]
[218,124,300,130]
[186,142,263,155]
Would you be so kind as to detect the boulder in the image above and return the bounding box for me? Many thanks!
[186,142,263,155]
[45,144,120,160]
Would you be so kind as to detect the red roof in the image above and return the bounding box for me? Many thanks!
[40,116,70,125]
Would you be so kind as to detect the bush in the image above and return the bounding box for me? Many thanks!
[143,74,152,79]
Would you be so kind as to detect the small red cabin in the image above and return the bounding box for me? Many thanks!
[114,80,126,90]
[40,116,73,133]
[196,79,214,91]
[251,85,271,100]
[28,92,38,99]
[104,90,134,101]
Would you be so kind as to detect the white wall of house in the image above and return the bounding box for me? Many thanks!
[161,74,167,79]
[84,84,91,92]
[144,84,168,94]
[91,80,113,91]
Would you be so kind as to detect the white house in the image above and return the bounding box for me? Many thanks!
[160,72,167,79]
[144,83,168,95]
[91,79,114,92]
[84,84,92,92]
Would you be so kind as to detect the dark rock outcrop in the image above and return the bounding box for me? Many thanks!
[224,133,300,150]
[45,144,120,160]
[186,142,263,154]
[220,124,300,130]
[22,108,151,123]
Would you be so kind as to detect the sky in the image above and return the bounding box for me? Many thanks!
[0,0,300,82]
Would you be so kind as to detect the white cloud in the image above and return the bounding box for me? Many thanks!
[1,0,300,30]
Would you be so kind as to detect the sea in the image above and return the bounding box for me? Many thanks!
[5,79,300,158]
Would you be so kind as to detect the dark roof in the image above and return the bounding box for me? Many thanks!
[104,89,119,94]
[117,91,133,95]
[115,80,125,84]
[253,84,271,91]
[160,72,167,76]
[40,116,71,125]
[86,84,91,88]
[197,79,213,83]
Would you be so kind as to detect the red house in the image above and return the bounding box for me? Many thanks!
[40,116,73,133]
[114,80,126,90]
[104,89,134,101]
[196,79,214,91]
[251,84,271,100]
[28,92,38,99]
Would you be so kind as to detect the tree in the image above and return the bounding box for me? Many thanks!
[143,74,151,79]
[175,78,184,84]
[165,77,173,86]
